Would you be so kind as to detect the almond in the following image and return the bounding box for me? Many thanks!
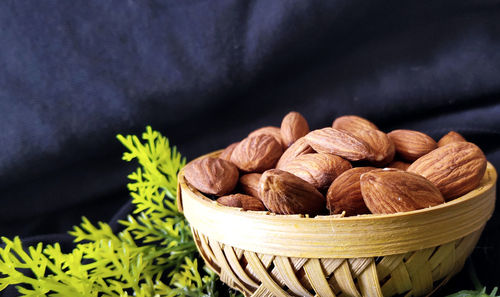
[259,169,326,215]
[248,126,284,148]
[219,142,239,161]
[276,137,315,169]
[281,111,310,147]
[281,153,352,191]
[305,128,373,161]
[217,193,267,211]
[387,160,411,171]
[407,142,487,200]
[239,173,262,199]
[230,134,283,172]
[360,169,445,214]
[326,167,376,216]
[332,115,378,133]
[387,129,437,161]
[353,129,395,166]
[184,156,239,195]
[437,131,466,147]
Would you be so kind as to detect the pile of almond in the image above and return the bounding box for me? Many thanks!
[184,112,487,216]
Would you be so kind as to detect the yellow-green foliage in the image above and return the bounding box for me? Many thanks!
[0,126,223,296]
[447,287,498,297]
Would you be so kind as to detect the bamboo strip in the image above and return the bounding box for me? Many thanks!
[428,242,454,271]
[404,248,435,274]
[198,230,218,266]
[209,240,250,292]
[234,247,244,258]
[327,274,342,295]
[454,228,483,265]
[403,289,413,297]
[251,285,275,297]
[258,253,275,268]
[348,258,372,278]
[192,229,220,273]
[321,258,345,275]
[406,261,433,296]
[434,248,456,281]
[244,255,278,289]
[425,273,454,297]
[289,257,308,271]
[381,281,398,297]
[224,245,259,290]
[176,180,184,212]
[304,259,336,297]
[274,256,314,297]
[358,260,384,297]
[244,251,292,297]
[382,261,412,296]
[376,254,406,281]
[333,261,361,297]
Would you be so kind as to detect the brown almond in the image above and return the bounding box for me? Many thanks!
[332,115,378,133]
[230,135,283,172]
[248,126,284,148]
[437,131,466,147]
[184,156,239,195]
[354,129,395,166]
[326,167,376,216]
[305,128,373,161]
[276,137,315,169]
[407,142,487,200]
[219,142,239,161]
[388,129,437,161]
[281,111,310,147]
[239,173,262,199]
[387,160,411,171]
[217,194,267,211]
[259,169,326,215]
[360,169,445,214]
[281,153,352,191]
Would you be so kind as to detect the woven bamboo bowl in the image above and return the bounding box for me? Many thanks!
[177,151,497,297]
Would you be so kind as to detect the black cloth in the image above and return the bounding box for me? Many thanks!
[1,0,499,295]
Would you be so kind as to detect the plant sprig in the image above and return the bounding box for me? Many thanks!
[0,126,217,296]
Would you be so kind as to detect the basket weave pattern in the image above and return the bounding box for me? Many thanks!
[177,152,496,297]
[191,227,482,297]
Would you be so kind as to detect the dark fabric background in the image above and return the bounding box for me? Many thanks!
[1,0,499,296]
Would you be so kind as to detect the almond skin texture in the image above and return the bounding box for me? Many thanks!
[259,169,326,215]
[332,115,378,133]
[217,194,267,211]
[360,169,445,214]
[230,135,283,173]
[305,128,373,161]
[184,157,239,196]
[281,111,310,147]
[281,153,352,191]
[276,137,315,169]
[239,173,262,199]
[326,167,376,216]
[248,126,284,148]
[388,129,437,161]
[219,142,239,161]
[354,129,395,166]
[387,160,411,171]
[407,142,487,200]
[437,131,467,147]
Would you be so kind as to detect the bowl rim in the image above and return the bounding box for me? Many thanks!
[178,151,497,258]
